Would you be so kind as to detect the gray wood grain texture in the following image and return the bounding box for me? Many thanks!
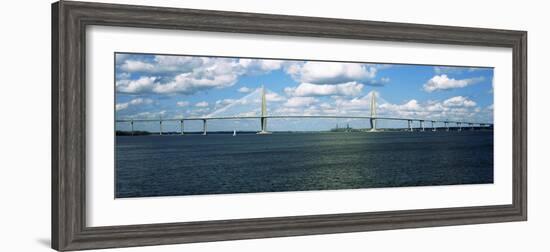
[51,1,527,251]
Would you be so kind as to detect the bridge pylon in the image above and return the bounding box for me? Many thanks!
[257,85,271,134]
[159,116,163,135]
[369,91,377,132]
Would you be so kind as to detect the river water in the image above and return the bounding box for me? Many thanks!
[115,131,493,198]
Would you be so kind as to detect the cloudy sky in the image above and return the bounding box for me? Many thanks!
[115,53,494,132]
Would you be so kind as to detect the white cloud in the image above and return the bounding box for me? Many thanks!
[333,91,378,111]
[378,99,423,115]
[116,59,242,94]
[286,62,377,84]
[238,87,253,93]
[423,74,484,92]
[195,101,209,107]
[215,99,236,108]
[376,96,482,120]
[115,103,129,111]
[425,101,447,112]
[328,92,484,121]
[152,70,238,94]
[153,56,203,73]
[116,56,288,95]
[115,54,130,64]
[116,77,157,93]
[442,96,477,107]
[266,91,286,102]
[320,103,332,109]
[123,110,166,120]
[401,100,422,111]
[284,82,363,97]
[284,97,318,108]
[120,60,155,72]
[176,101,189,107]
[116,72,131,80]
[116,55,384,96]
[129,98,153,105]
[115,98,153,111]
[188,108,210,116]
[238,59,283,73]
[119,56,202,74]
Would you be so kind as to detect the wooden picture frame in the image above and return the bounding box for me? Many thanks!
[52,1,527,251]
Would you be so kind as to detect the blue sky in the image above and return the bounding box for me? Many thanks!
[115,53,494,132]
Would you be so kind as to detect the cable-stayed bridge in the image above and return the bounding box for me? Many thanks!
[116,87,493,135]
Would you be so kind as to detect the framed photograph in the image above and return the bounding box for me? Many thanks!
[52,1,527,251]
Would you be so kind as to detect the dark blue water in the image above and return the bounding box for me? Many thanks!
[115,131,493,198]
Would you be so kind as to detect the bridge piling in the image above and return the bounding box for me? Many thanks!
[259,117,268,133]
[408,120,413,131]
[420,120,425,132]
[180,120,184,135]
[202,119,207,135]
[130,120,134,136]
[159,120,163,135]
[369,118,377,132]
[432,121,436,131]
[257,86,271,134]
[369,91,377,132]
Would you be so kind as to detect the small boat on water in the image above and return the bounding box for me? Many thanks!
[233,130,237,136]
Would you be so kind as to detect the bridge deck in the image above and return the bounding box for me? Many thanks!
[116,115,493,126]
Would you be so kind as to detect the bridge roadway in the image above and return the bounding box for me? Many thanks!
[115,115,493,126]
[116,115,494,136]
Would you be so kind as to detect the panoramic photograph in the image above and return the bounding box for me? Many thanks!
[114,52,494,198]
